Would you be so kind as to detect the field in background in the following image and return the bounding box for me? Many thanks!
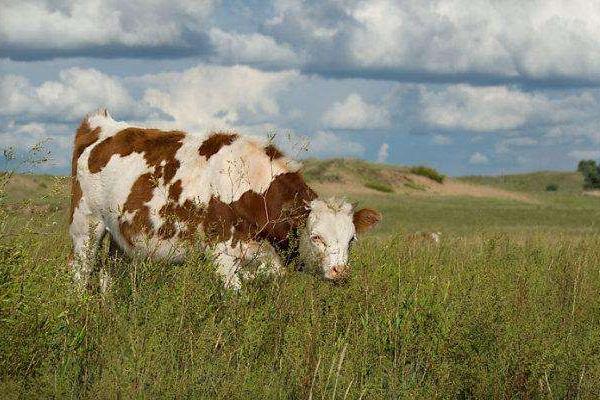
[1,161,600,398]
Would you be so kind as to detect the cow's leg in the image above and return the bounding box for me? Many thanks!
[248,242,285,277]
[69,198,106,291]
[99,234,126,293]
[232,241,285,283]
[213,241,242,290]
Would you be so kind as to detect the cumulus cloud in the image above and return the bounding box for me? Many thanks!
[274,0,600,84]
[208,28,301,67]
[322,93,391,129]
[377,143,389,163]
[568,150,600,160]
[0,0,215,58]
[0,120,72,168]
[5,0,600,86]
[140,65,299,130]
[308,131,365,157]
[469,152,489,164]
[0,68,142,121]
[420,84,598,132]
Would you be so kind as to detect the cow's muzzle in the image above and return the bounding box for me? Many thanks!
[325,265,350,281]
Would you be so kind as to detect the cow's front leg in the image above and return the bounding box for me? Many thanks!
[235,241,284,282]
[213,241,242,290]
[212,240,284,290]
[253,242,284,277]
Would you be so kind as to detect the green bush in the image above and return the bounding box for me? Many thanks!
[545,183,558,191]
[578,159,600,189]
[410,165,446,183]
[364,180,393,193]
[404,180,427,191]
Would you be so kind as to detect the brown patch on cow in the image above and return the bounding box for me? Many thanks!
[72,119,101,175]
[119,172,158,245]
[88,128,185,184]
[69,178,82,223]
[353,208,382,234]
[203,172,317,248]
[198,132,238,160]
[265,144,283,160]
[158,199,205,241]
[168,180,183,202]
[70,118,101,223]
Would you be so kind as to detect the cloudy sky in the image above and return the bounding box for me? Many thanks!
[2,0,600,175]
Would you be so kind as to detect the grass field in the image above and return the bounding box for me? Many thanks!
[2,165,600,398]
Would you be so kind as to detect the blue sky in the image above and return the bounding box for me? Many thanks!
[2,0,600,176]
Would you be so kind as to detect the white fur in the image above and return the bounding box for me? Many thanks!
[299,198,357,280]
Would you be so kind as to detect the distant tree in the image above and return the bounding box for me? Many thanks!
[577,160,600,189]
[545,183,558,192]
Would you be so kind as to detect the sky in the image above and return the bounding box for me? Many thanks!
[2,0,600,176]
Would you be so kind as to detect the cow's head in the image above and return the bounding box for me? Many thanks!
[299,198,381,281]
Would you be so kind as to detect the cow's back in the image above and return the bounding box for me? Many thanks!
[70,110,314,261]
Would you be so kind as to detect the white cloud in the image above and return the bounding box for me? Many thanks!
[140,65,299,130]
[263,0,600,83]
[4,0,600,86]
[568,150,600,160]
[545,122,600,145]
[0,68,141,120]
[420,84,597,132]
[495,137,538,154]
[0,121,72,168]
[432,134,452,145]
[308,131,365,157]
[208,28,301,67]
[420,84,543,131]
[469,152,489,164]
[0,0,215,51]
[377,143,389,163]
[322,93,391,129]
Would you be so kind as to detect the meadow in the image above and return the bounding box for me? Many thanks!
[1,166,600,399]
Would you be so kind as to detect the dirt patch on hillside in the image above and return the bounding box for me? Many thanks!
[408,175,534,202]
[582,190,600,197]
[310,173,534,203]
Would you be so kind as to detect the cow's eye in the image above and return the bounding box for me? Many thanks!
[311,235,325,246]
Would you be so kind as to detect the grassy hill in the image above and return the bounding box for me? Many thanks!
[459,171,584,194]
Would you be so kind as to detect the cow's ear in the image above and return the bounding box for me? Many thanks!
[353,208,382,234]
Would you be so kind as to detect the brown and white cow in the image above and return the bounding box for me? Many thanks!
[69,109,381,290]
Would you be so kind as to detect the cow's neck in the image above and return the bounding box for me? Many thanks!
[268,216,309,269]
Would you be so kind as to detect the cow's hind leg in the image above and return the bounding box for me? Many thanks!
[99,234,127,293]
[69,198,106,291]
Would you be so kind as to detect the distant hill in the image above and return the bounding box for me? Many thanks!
[301,158,532,202]
[458,171,583,194]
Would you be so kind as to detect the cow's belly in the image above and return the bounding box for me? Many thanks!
[77,150,199,262]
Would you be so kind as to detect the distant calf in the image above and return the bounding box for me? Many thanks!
[407,231,441,244]
[69,110,381,290]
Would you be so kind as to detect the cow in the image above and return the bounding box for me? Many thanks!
[406,231,441,244]
[69,109,381,291]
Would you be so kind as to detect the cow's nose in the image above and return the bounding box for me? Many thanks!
[329,265,349,280]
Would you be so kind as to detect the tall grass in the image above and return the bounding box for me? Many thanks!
[1,214,599,398]
[2,166,600,398]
